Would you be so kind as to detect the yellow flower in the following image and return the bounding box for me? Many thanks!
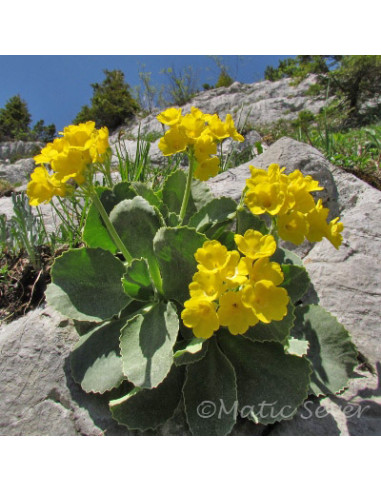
[222,250,247,288]
[180,114,205,142]
[234,229,276,260]
[193,156,220,181]
[278,210,309,245]
[224,114,244,142]
[189,270,224,301]
[194,133,217,163]
[191,106,212,122]
[239,257,284,286]
[247,166,269,187]
[241,280,289,324]
[158,126,189,156]
[195,240,233,274]
[27,166,67,206]
[245,181,286,215]
[218,291,258,335]
[181,297,220,339]
[326,217,344,249]
[157,107,182,126]
[62,121,96,149]
[286,173,316,214]
[206,114,230,140]
[305,199,330,242]
[34,137,67,165]
[51,147,89,184]
[288,169,323,193]
[90,126,109,162]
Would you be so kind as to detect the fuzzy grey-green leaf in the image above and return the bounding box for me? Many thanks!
[188,197,237,233]
[292,304,358,396]
[109,196,162,263]
[83,183,137,253]
[218,329,312,425]
[109,365,184,431]
[119,301,179,389]
[183,338,237,435]
[46,248,129,322]
[243,304,295,344]
[281,264,310,303]
[70,317,128,394]
[153,226,207,304]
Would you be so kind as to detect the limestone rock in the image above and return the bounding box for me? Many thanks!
[108,75,326,165]
[0,158,36,185]
[0,141,42,162]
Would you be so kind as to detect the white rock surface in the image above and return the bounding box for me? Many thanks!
[0,158,36,185]
[0,140,42,161]
[108,74,327,166]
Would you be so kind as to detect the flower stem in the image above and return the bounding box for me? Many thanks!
[179,150,195,223]
[91,191,132,262]
[147,257,164,297]
[270,216,279,244]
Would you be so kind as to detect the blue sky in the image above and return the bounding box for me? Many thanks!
[0,55,292,131]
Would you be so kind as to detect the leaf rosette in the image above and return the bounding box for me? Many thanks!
[42,108,355,435]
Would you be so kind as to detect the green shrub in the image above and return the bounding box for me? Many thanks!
[0,95,32,141]
[30,120,56,142]
[215,69,234,88]
[160,66,199,106]
[73,69,140,131]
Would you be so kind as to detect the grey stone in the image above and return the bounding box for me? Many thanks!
[0,158,36,185]
[269,365,381,436]
[108,75,327,167]
[0,141,42,161]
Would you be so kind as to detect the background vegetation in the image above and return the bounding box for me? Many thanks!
[0,95,56,142]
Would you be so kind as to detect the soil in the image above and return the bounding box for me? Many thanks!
[347,167,381,191]
[0,246,67,324]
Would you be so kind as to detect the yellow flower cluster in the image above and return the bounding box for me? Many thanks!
[157,107,244,181]
[181,230,289,339]
[27,121,109,206]
[245,164,344,248]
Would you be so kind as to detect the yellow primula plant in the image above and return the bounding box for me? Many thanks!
[30,109,358,435]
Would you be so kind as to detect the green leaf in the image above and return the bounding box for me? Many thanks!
[130,181,162,209]
[122,258,155,302]
[119,301,179,389]
[161,169,214,222]
[286,337,310,357]
[281,264,310,303]
[218,329,312,425]
[183,338,237,435]
[153,226,207,304]
[236,207,268,235]
[173,338,208,366]
[217,230,236,250]
[109,365,184,431]
[162,169,194,217]
[188,197,237,233]
[271,247,304,267]
[292,304,358,396]
[109,196,162,265]
[46,248,129,322]
[243,304,295,343]
[83,183,137,253]
[190,179,215,211]
[70,317,128,394]
[165,211,181,227]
